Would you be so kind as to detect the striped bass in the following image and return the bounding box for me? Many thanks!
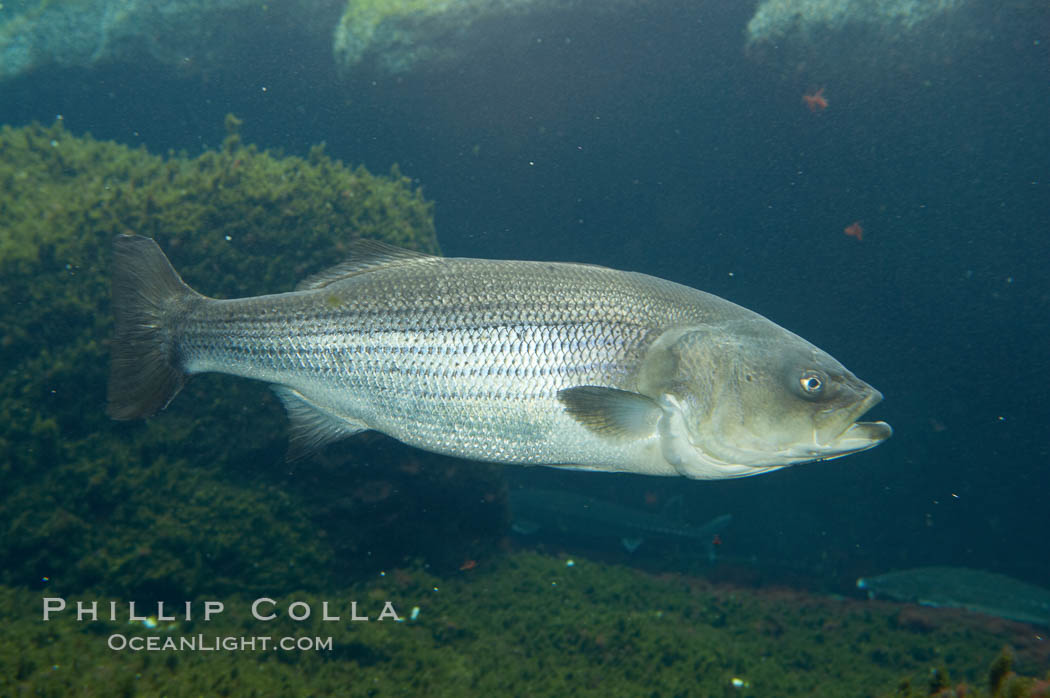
[107,235,890,479]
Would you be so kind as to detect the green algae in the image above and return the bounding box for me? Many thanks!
[0,552,1046,696]
[333,0,608,73]
[0,117,505,601]
[333,0,495,70]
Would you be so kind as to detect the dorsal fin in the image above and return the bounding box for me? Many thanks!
[296,240,438,290]
[660,495,685,524]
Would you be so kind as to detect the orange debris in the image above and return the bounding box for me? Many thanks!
[803,87,828,112]
[844,221,864,241]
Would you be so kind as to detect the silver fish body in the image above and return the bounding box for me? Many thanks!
[108,236,890,479]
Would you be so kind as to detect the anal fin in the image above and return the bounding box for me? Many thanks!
[621,537,645,553]
[271,386,369,459]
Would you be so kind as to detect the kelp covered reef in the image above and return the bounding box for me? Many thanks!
[0,116,505,600]
[1,553,1048,696]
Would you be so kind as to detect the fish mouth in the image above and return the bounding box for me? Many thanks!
[823,420,893,458]
[815,388,892,459]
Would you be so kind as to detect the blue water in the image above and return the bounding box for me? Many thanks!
[3,0,1047,596]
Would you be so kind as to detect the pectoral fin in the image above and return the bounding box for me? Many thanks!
[557,386,660,440]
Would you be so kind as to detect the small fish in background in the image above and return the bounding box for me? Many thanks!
[509,487,731,558]
[857,566,1050,627]
[107,235,890,480]
[803,87,828,112]
[844,221,864,241]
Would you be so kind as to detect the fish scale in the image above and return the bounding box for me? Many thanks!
[175,259,697,466]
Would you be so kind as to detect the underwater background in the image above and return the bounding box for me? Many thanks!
[0,0,1047,695]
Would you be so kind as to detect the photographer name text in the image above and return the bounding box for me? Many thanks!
[42,597,402,623]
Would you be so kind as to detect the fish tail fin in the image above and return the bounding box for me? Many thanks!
[107,235,202,420]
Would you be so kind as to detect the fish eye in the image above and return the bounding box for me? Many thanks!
[799,371,824,394]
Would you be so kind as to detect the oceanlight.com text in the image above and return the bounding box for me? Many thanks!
[107,634,333,652]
